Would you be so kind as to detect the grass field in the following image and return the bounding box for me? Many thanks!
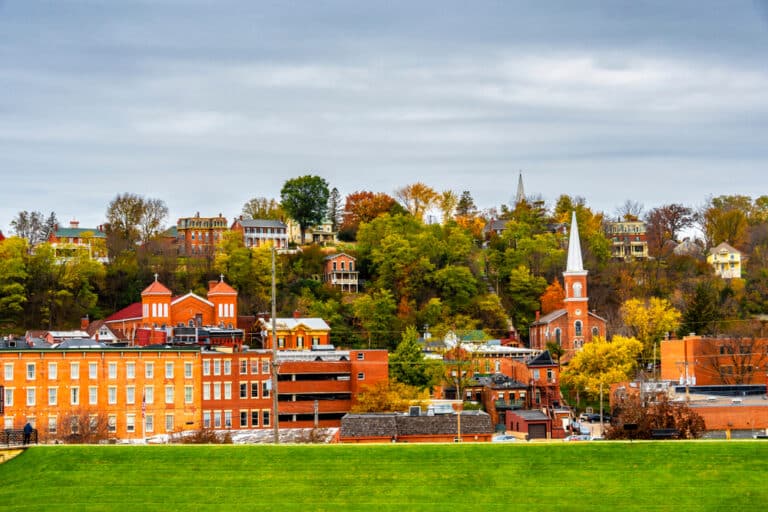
[1,441,766,511]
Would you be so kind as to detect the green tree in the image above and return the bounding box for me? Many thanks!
[678,280,721,337]
[327,187,342,232]
[0,237,29,330]
[389,325,436,389]
[352,289,398,349]
[506,265,547,341]
[280,175,330,244]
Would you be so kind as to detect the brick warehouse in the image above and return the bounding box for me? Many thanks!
[1,346,388,440]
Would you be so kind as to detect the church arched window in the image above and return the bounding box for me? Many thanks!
[592,326,599,338]
[555,328,561,345]
[574,320,583,337]
[572,282,583,298]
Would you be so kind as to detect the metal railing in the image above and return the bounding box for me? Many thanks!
[2,429,38,446]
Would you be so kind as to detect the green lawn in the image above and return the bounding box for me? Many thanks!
[1,441,766,511]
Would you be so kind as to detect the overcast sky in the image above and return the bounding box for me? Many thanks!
[2,1,768,233]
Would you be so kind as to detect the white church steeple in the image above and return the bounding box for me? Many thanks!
[565,211,585,274]
[514,172,525,205]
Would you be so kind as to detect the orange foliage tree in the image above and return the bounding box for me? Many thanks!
[540,279,565,314]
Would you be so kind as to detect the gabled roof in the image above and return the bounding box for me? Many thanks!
[104,303,143,323]
[208,280,237,296]
[531,309,567,326]
[141,280,172,296]
[528,350,555,367]
[172,292,214,307]
[269,318,331,331]
[709,241,741,256]
[324,252,356,261]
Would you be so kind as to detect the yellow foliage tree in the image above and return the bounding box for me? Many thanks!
[351,381,429,413]
[620,298,681,357]
[561,335,644,412]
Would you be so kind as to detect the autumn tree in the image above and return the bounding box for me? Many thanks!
[620,298,681,357]
[540,279,565,314]
[645,203,694,256]
[443,345,475,401]
[615,200,644,222]
[105,193,168,255]
[455,191,477,217]
[351,381,429,413]
[340,191,400,240]
[606,394,705,440]
[561,335,644,414]
[11,210,57,247]
[438,190,458,224]
[395,182,438,221]
[280,175,330,244]
[241,197,284,220]
[701,195,751,249]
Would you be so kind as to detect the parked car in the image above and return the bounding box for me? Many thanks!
[492,434,518,443]
[564,434,591,442]
[579,413,612,423]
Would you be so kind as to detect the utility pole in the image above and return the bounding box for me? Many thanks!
[271,246,280,444]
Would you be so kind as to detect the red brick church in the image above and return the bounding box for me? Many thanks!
[529,211,606,355]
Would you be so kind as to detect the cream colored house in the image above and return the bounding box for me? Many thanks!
[707,242,743,278]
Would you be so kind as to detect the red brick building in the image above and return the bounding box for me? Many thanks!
[176,213,228,257]
[530,211,606,355]
[323,253,359,292]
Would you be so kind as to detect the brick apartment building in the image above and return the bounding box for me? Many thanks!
[176,213,228,256]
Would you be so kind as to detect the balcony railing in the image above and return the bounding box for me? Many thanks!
[494,399,524,410]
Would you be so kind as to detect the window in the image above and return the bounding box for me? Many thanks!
[71,386,80,405]
[224,411,232,428]
[574,320,583,337]
[108,415,116,433]
[89,362,98,379]
[592,327,599,338]
[203,411,211,429]
[145,415,154,433]
[108,386,117,404]
[165,414,174,432]
[251,359,259,375]
[145,362,154,379]
[165,363,174,379]
[126,414,135,433]
[224,382,232,400]
[262,360,270,374]
[297,336,304,349]
[126,386,135,405]
[89,386,98,405]
[547,368,554,382]
[184,362,193,379]
[4,363,13,381]
[223,360,231,375]
[312,337,320,346]
[165,386,174,404]
[572,282,583,298]
[4,388,13,407]
[251,410,259,427]
[48,387,57,406]
[26,387,36,406]
[26,363,35,380]
[214,411,222,428]
[357,353,364,361]
[70,362,79,380]
[251,382,259,399]
[240,383,247,398]
[278,337,285,348]
[262,381,270,399]
[239,360,247,375]
[357,373,365,380]
[203,383,211,400]
[213,360,221,376]
[262,410,270,427]
[145,386,154,404]
[532,369,540,380]
[48,363,57,380]
[126,362,135,379]
[203,360,211,376]
[48,417,57,434]
[108,362,117,379]
[185,385,193,404]
[213,382,221,400]
[240,411,248,428]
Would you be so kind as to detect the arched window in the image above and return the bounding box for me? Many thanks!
[572,282,583,298]
[555,328,561,345]
[592,326,600,338]
[575,320,583,337]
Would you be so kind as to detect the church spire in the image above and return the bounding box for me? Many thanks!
[565,211,584,273]
[515,171,525,205]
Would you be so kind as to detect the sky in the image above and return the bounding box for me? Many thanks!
[2,1,768,234]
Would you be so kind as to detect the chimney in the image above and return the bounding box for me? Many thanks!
[80,315,90,330]
[535,311,540,322]
[70,219,79,228]
[293,310,301,319]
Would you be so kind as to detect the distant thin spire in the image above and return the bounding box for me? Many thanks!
[565,211,584,273]
[515,172,525,205]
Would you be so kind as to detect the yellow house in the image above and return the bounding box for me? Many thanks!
[707,242,743,278]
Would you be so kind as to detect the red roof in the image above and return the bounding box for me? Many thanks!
[141,280,171,296]
[208,280,237,296]
[104,302,143,323]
